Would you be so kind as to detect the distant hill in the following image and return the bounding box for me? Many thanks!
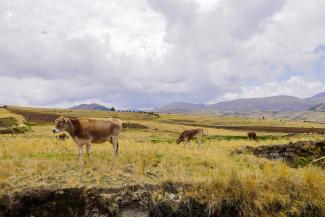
[310,92,325,99]
[208,95,310,112]
[69,103,111,111]
[157,102,208,113]
[309,103,325,112]
[157,92,325,113]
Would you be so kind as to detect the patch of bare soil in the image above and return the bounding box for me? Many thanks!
[1,183,324,217]
[236,141,325,168]
[0,185,155,217]
[8,109,60,124]
[122,122,149,129]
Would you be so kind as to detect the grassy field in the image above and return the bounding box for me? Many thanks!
[0,107,325,216]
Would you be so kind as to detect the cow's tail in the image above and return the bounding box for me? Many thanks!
[116,141,119,154]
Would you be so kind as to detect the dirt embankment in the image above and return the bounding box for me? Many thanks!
[0,117,29,135]
[236,141,325,168]
[8,109,60,124]
[0,185,154,217]
[122,122,149,129]
[9,109,150,130]
[1,183,324,217]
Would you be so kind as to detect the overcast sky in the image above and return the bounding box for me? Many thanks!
[0,0,325,109]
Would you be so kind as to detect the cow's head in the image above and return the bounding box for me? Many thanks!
[53,116,70,133]
[176,136,183,144]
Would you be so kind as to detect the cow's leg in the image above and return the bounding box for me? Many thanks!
[77,144,83,160]
[86,143,91,157]
[111,136,118,165]
[188,138,194,147]
[197,135,202,147]
[116,140,119,155]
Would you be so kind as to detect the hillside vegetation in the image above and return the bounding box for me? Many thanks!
[0,106,324,216]
[157,92,325,123]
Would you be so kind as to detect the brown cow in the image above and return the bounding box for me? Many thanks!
[53,116,122,162]
[247,132,257,140]
[176,129,203,146]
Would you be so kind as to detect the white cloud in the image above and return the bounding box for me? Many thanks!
[0,0,325,108]
[211,76,325,103]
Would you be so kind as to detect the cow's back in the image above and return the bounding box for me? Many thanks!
[77,118,122,142]
[184,129,203,139]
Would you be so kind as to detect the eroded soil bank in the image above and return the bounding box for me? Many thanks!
[236,141,325,168]
[0,183,324,217]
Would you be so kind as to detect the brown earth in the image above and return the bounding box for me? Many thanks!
[8,109,60,124]
[122,122,149,129]
[0,185,155,217]
[0,183,324,217]
[236,141,325,168]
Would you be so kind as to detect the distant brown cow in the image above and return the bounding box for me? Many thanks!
[56,133,69,141]
[176,129,203,146]
[247,132,257,140]
[53,116,122,162]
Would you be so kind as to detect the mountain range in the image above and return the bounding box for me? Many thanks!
[157,92,325,113]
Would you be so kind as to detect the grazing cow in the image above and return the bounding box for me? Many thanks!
[56,133,69,141]
[52,116,122,162]
[247,132,257,140]
[176,129,203,146]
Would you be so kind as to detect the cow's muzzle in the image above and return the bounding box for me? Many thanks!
[52,128,59,133]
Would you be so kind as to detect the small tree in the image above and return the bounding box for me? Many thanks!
[110,107,116,112]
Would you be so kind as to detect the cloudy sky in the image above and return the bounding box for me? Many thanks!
[0,0,325,109]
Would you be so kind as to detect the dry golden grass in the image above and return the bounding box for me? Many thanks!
[0,109,325,215]
[0,108,25,125]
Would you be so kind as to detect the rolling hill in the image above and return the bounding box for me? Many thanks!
[69,103,111,111]
[157,92,325,113]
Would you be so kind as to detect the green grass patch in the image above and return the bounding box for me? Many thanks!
[150,135,176,144]
[291,157,311,168]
